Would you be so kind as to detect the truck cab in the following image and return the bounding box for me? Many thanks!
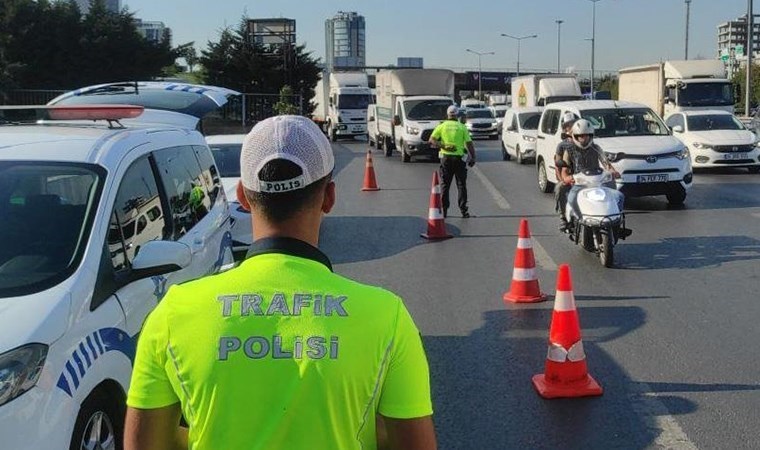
[385,96,454,162]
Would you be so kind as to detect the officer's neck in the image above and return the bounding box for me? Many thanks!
[251,209,322,247]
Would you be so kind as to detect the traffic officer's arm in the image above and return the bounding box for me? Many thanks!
[466,141,476,166]
[379,416,437,450]
[125,405,187,450]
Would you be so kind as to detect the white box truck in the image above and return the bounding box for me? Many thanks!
[618,60,734,119]
[373,69,455,162]
[312,71,373,141]
[511,74,583,108]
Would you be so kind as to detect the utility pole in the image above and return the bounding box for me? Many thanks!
[746,0,754,117]
[589,0,602,96]
[685,0,691,60]
[556,19,564,73]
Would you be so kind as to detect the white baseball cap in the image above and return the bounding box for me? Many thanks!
[240,115,335,193]
[447,105,459,116]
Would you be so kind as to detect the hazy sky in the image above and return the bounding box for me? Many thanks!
[122,0,751,74]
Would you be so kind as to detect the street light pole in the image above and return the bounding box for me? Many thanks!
[685,0,691,59]
[746,0,754,117]
[500,33,538,77]
[466,49,495,101]
[556,19,564,73]
[589,0,601,96]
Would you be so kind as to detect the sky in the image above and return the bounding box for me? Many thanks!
[122,0,752,75]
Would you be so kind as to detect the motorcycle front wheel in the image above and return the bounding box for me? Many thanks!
[599,232,614,268]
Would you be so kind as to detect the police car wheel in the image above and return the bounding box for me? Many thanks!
[69,389,123,450]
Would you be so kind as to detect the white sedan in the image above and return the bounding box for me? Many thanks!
[205,134,253,256]
[666,110,760,173]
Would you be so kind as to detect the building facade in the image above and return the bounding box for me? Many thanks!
[325,11,365,70]
[717,14,760,76]
[75,0,121,13]
[134,19,172,45]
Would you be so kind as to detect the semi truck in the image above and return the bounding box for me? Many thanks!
[372,69,455,162]
[618,60,734,119]
[312,71,373,141]
[510,74,583,108]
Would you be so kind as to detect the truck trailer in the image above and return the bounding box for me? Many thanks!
[372,69,455,162]
[618,60,733,119]
[510,74,583,108]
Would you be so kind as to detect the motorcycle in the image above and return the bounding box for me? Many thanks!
[564,168,631,268]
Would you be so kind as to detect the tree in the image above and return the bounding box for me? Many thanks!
[731,66,760,113]
[0,0,178,90]
[199,18,321,114]
[273,85,299,115]
[176,42,199,73]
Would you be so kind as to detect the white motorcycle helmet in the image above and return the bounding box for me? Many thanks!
[571,119,594,149]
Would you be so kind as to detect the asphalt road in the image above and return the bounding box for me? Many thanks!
[319,137,760,450]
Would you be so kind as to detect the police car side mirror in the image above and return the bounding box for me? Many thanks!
[393,115,401,126]
[671,125,684,133]
[130,240,192,280]
[507,125,516,132]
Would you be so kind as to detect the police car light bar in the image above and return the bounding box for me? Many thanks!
[0,105,144,122]
[47,105,144,120]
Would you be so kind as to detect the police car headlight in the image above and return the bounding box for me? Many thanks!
[0,344,47,406]
[675,147,689,160]
[693,142,713,150]
[584,188,607,202]
[522,135,536,143]
[406,125,420,135]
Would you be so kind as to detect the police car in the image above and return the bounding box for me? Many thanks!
[0,104,234,450]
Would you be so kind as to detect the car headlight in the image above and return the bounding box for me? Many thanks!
[0,344,47,406]
[675,147,689,160]
[693,142,713,150]
[522,135,536,143]
[406,125,419,135]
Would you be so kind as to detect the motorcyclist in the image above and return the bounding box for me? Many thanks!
[559,119,623,227]
[555,112,578,231]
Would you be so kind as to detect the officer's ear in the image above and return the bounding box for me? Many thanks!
[321,180,336,214]
[236,180,251,212]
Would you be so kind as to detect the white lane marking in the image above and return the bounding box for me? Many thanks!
[629,382,698,449]
[531,237,557,271]
[471,166,510,210]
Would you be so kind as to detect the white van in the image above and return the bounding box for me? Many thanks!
[500,107,543,164]
[0,105,234,450]
[535,100,693,205]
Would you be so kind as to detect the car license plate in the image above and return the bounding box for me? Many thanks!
[636,174,668,183]
[724,153,748,160]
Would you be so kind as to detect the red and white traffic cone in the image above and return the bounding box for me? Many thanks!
[421,171,452,240]
[503,219,546,303]
[532,264,603,399]
[361,149,380,191]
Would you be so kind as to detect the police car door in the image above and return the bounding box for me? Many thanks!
[152,145,232,282]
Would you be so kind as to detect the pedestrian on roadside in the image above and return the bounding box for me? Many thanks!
[429,105,476,218]
[124,115,437,450]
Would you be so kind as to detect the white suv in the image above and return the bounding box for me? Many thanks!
[0,105,234,450]
[535,100,693,205]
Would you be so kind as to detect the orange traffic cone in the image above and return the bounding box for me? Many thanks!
[503,219,546,303]
[421,171,452,240]
[361,150,380,191]
[532,264,603,399]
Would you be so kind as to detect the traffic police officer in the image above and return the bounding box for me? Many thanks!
[125,116,437,450]
[429,105,476,218]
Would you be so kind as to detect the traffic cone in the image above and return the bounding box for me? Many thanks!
[532,264,603,399]
[421,171,452,240]
[503,219,546,303]
[361,149,380,191]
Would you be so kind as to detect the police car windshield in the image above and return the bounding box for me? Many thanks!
[686,114,744,131]
[0,162,103,298]
[404,100,453,120]
[580,108,670,138]
[209,144,242,178]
